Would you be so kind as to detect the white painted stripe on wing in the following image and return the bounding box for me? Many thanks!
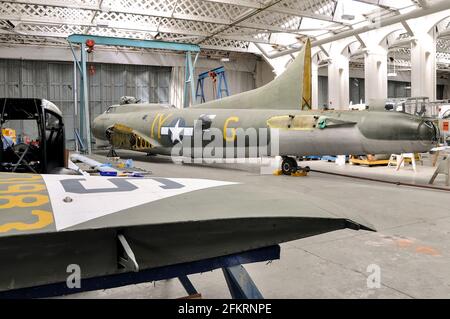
[41,175,237,231]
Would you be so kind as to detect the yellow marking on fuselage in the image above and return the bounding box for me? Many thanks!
[151,113,173,139]
[0,210,53,233]
[0,183,46,194]
[223,116,239,142]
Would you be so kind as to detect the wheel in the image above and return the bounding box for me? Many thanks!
[281,157,298,175]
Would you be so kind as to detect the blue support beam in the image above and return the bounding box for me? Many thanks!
[67,34,200,52]
[222,265,264,299]
[178,275,199,296]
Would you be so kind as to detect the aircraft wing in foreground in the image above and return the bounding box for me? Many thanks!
[0,172,374,292]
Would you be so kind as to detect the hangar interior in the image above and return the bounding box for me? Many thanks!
[1,0,450,299]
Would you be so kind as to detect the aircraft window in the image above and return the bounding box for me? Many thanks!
[2,119,40,144]
[45,112,61,130]
[443,110,450,119]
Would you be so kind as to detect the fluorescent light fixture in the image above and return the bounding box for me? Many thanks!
[220,57,230,62]
[341,14,355,20]
[387,72,398,77]
[96,21,109,27]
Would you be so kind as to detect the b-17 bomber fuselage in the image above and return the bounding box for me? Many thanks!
[92,39,439,162]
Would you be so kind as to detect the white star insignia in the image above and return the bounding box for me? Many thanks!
[169,119,184,143]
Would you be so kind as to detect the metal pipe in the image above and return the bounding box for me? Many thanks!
[68,41,82,73]
[73,60,79,152]
[81,42,92,154]
[439,28,450,38]
[254,42,303,60]
[349,49,366,57]
[70,154,119,175]
[310,169,450,192]
[389,37,416,48]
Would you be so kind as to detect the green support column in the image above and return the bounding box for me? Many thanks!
[184,51,196,108]
[80,42,92,154]
[79,63,84,147]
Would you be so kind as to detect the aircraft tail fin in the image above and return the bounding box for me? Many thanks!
[194,39,312,110]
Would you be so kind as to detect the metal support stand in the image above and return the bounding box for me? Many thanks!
[178,275,201,298]
[117,234,139,272]
[107,146,118,158]
[429,156,450,186]
[195,66,230,103]
[222,265,263,299]
[216,68,230,99]
[74,128,86,153]
[11,144,33,173]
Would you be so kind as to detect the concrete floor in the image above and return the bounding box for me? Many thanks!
[64,151,450,299]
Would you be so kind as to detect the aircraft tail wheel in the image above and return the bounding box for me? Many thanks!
[281,157,298,175]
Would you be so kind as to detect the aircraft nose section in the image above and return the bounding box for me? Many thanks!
[92,116,104,139]
[418,120,439,143]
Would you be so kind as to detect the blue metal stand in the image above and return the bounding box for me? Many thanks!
[222,265,263,299]
[178,275,199,297]
[195,66,230,103]
[216,67,230,99]
[195,71,207,103]
[67,34,201,152]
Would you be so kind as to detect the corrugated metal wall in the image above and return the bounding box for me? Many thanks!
[88,63,171,123]
[0,59,171,148]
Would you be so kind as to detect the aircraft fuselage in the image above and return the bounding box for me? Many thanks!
[93,105,439,158]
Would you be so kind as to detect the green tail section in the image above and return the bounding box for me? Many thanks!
[194,39,311,110]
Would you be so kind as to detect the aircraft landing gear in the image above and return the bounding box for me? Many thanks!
[107,147,118,158]
[281,156,310,175]
[281,156,298,175]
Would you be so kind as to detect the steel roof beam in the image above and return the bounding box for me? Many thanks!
[0,0,310,34]
[67,34,200,51]
[202,0,340,23]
